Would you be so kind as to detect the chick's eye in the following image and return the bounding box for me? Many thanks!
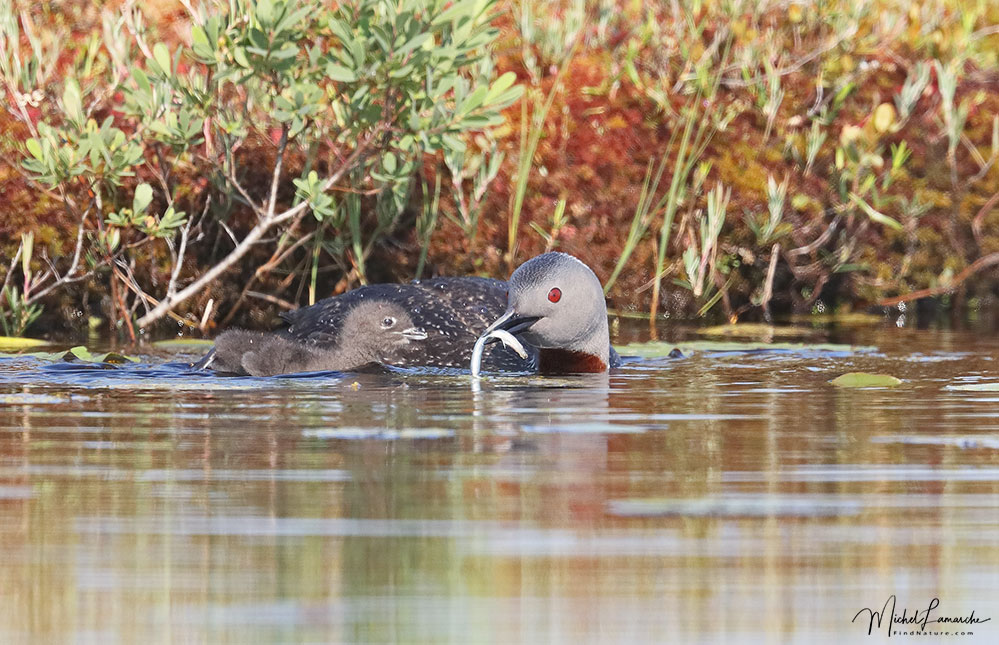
[381,316,396,328]
[548,287,562,303]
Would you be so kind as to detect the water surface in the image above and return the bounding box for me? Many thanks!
[1,324,998,643]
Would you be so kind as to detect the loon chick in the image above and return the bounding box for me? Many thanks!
[201,300,427,376]
[480,252,620,373]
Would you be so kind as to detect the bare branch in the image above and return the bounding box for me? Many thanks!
[787,214,842,257]
[760,242,780,319]
[972,190,999,248]
[224,165,264,217]
[878,253,999,308]
[1,242,22,296]
[113,264,197,328]
[65,206,90,281]
[165,196,207,300]
[167,216,192,300]
[199,298,214,332]
[114,258,153,316]
[267,126,289,221]
[246,290,296,310]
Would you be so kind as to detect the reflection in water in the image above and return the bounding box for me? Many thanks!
[1,327,998,642]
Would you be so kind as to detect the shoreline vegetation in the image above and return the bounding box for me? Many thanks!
[1,0,998,341]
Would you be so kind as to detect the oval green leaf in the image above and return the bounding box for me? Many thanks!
[830,372,902,388]
[0,336,49,351]
[133,183,153,214]
[25,138,44,161]
[325,62,356,82]
[153,43,172,76]
[62,79,82,123]
[485,71,517,104]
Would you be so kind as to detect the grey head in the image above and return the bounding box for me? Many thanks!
[323,299,428,369]
[483,252,611,369]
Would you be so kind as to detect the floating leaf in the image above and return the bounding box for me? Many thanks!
[303,428,453,440]
[615,340,868,358]
[787,312,884,325]
[608,495,861,518]
[70,346,136,363]
[947,383,999,391]
[0,393,65,405]
[24,345,138,364]
[0,336,49,351]
[871,435,999,449]
[152,339,215,349]
[523,422,649,435]
[698,324,818,339]
[830,372,902,388]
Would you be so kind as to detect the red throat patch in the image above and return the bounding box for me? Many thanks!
[537,348,608,374]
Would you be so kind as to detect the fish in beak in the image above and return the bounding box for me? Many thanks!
[470,327,530,377]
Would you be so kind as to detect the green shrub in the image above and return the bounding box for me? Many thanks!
[1,0,521,335]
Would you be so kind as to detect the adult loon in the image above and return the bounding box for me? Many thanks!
[195,252,619,375]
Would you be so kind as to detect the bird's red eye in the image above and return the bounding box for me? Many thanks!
[548,287,562,303]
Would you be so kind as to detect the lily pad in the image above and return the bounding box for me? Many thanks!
[0,393,65,405]
[787,312,884,326]
[522,422,651,434]
[303,428,454,440]
[697,323,817,339]
[25,345,138,364]
[608,495,861,517]
[152,338,215,349]
[615,340,867,358]
[947,383,999,392]
[870,435,999,450]
[0,336,49,351]
[830,372,902,388]
[607,309,670,321]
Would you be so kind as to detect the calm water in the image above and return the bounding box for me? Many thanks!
[1,323,998,643]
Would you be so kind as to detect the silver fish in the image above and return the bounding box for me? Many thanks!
[470,328,529,377]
